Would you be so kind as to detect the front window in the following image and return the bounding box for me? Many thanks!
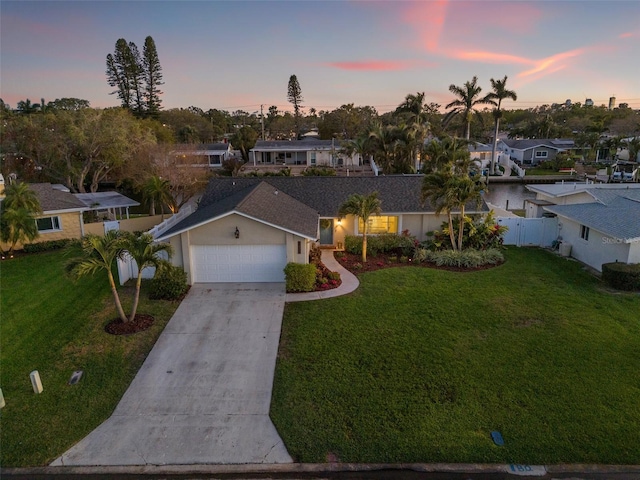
[580,225,590,241]
[36,216,61,233]
[310,152,316,165]
[357,216,398,234]
[535,151,548,158]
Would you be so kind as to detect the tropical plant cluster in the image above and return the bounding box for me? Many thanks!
[425,212,509,252]
[414,248,504,269]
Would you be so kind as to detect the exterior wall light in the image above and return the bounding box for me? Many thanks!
[235,227,240,239]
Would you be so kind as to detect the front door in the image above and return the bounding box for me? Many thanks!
[319,219,334,246]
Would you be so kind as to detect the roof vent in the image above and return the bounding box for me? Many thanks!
[274,190,279,195]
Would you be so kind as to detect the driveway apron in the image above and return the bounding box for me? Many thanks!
[52,283,292,466]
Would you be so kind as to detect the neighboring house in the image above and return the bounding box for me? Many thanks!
[154,176,488,284]
[498,139,576,165]
[250,138,360,168]
[525,183,640,271]
[171,143,233,168]
[0,183,87,251]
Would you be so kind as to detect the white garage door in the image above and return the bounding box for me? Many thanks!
[191,245,287,283]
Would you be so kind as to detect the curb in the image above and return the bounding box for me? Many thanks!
[3,463,640,478]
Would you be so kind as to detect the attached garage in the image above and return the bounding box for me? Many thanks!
[191,244,287,283]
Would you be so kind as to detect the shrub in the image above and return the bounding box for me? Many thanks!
[309,243,322,264]
[284,263,316,292]
[327,271,341,281]
[427,211,508,251]
[423,248,504,268]
[149,262,189,300]
[23,239,76,253]
[602,262,640,291]
[344,233,417,257]
[303,167,336,176]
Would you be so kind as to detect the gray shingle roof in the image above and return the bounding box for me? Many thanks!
[159,176,489,240]
[29,183,86,212]
[198,176,488,217]
[158,181,319,240]
[544,194,640,242]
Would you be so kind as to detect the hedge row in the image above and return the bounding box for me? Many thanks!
[602,262,640,291]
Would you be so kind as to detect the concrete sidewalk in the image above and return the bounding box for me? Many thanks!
[52,283,292,466]
[286,249,359,302]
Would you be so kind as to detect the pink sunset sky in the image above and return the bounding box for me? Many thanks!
[1,1,639,113]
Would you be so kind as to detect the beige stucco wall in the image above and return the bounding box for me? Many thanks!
[328,213,450,247]
[189,213,286,245]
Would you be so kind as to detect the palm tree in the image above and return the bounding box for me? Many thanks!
[338,192,382,262]
[367,123,397,174]
[341,135,371,172]
[0,207,40,256]
[422,171,458,250]
[0,182,42,256]
[422,136,471,174]
[447,176,483,251]
[444,76,496,140]
[396,92,433,170]
[66,230,129,323]
[142,175,173,218]
[486,76,517,174]
[2,182,41,212]
[122,232,173,322]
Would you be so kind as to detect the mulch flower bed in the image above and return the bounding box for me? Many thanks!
[104,314,155,335]
[314,261,342,291]
[335,251,503,275]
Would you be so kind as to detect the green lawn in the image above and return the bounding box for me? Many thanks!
[0,250,181,467]
[271,247,640,464]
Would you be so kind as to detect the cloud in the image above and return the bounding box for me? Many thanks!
[324,60,434,71]
[619,31,639,39]
[517,48,586,78]
[399,0,449,53]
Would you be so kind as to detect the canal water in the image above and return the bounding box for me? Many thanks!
[482,183,536,210]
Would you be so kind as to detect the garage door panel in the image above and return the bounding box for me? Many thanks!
[191,245,286,283]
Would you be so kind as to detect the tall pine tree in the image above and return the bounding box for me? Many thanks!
[287,74,303,138]
[105,36,163,117]
[143,36,164,118]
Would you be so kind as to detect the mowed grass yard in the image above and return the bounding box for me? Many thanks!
[271,247,640,464]
[0,249,181,467]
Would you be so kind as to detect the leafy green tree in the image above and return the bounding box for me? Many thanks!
[16,99,40,115]
[231,126,258,162]
[422,136,470,174]
[338,192,382,262]
[486,76,517,174]
[287,74,304,137]
[66,230,129,323]
[122,232,173,322]
[143,36,164,117]
[444,76,496,139]
[318,104,378,140]
[46,98,91,111]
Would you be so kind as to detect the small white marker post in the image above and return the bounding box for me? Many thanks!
[0,388,5,408]
[30,370,43,394]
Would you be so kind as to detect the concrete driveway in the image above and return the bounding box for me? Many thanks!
[52,283,292,466]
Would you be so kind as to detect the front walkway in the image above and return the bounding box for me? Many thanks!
[53,283,291,466]
[286,249,359,302]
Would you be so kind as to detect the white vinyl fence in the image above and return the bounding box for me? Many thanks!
[117,250,169,286]
[497,216,558,247]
